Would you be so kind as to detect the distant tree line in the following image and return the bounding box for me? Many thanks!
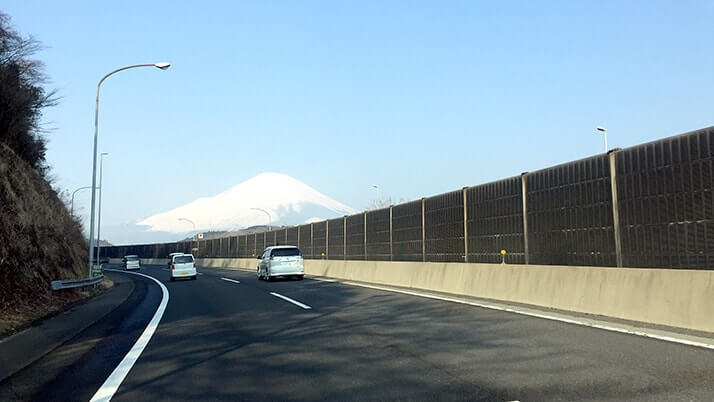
[0,12,57,175]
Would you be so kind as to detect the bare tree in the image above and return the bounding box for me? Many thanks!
[0,12,58,175]
[367,196,393,210]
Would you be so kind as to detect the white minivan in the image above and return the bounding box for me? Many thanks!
[257,246,304,281]
[170,253,197,281]
[123,255,141,270]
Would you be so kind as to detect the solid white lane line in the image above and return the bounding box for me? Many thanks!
[220,277,240,284]
[311,278,714,351]
[269,292,311,309]
[91,269,170,402]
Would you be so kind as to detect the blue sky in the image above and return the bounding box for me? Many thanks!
[3,1,714,240]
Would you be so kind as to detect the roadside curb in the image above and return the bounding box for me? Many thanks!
[0,272,134,382]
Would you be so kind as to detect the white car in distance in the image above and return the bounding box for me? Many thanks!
[257,245,304,281]
[123,255,141,270]
[170,253,197,281]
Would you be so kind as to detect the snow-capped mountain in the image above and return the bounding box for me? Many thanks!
[137,173,356,234]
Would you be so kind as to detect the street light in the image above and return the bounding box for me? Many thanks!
[178,218,197,239]
[70,185,96,217]
[178,218,198,256]
[96,152,109,263]
[596,126,608,153]
[87,62,170,278]
[251,208,272,231]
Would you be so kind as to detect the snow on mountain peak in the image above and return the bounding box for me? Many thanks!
[137,173,356,233]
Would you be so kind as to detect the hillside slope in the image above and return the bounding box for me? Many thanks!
[0,144,88,336]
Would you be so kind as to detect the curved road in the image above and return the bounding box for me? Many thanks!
[3,263,714,401]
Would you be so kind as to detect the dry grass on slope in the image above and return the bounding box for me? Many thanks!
[0,144,95,337]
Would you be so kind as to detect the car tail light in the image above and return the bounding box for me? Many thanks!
[193,262,196,268]
[170,264,174,270]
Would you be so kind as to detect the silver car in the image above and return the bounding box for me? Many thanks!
[123,255,141,270]
[257,246,304,281]
[170,253,197,281]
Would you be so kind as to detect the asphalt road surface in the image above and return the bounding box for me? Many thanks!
[2,263,714,401]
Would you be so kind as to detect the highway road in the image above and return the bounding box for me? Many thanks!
[2,263,714,401]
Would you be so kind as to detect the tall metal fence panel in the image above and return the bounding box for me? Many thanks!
[617,127,714,268]
[424,190,464,262]
[327,217,345,259]
[255,233,265,256]
[286,227,298,248]
[244,234,254,257]
[392,200,423,261]
[298,225,312,258]
[345,213,365,260]
[526,154,616,266]
[229,237,237,257]
[236,235,246,257]
[312,221,327,258]
[264,230,276,248]
[102,126,714,270]
[366,208,390,261]
[467,177,525,264]
[220,238,229,257]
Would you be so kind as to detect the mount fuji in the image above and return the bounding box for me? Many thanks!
[136,173,356,235]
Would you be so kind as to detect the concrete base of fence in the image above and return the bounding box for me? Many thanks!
[127,257,714,333]
[306,260,714,333]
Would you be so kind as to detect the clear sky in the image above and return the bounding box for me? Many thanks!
[3,1,714,240]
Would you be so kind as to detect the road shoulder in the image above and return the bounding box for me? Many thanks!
[0,272,134,382]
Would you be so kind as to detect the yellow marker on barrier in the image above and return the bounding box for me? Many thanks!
[500,249,507,264]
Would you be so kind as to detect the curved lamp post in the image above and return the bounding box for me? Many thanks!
[596,126,608,153]
[179,218,198,256]
[251,208,272,231]
[88,62,170,277]
[178,217,197,239]
[71,185,96,217]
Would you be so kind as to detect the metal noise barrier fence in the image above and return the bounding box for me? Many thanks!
[103,126,714,269]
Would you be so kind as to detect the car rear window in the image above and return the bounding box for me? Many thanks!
[126,256,139,261]
[174,255,194,264]
[271,248,301,257]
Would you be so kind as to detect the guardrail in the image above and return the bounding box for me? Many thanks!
[51,274,104,290]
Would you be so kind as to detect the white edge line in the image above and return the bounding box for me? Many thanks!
[311,278,714,350]
[269,292,311,309]
[220,277,240,284]
[90,269,170,402]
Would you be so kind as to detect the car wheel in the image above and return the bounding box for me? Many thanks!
[170,277,175,282]
[192,275,197,280]
[297,275,304,280]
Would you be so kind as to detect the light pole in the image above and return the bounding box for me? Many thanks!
[371,184,380,209]
[251,208,272,231]
[178,218,196,239]
[70,185,96,217]
[88,62,170,278]
[597,126,608,153]
[179,218,198,256]
[96,152,109,263]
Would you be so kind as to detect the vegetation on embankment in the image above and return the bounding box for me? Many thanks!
[0,12,99,337]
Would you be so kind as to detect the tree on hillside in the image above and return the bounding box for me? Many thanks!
[0,12,57,175]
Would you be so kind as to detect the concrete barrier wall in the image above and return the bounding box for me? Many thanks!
[126,257,714,333]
